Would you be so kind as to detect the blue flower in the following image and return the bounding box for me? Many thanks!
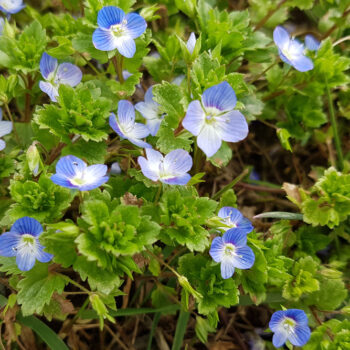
[269,309,311,348]
[0,217,53,271]
[0,108,12,151]
[273,26,313,72]
[39,53,82,102]
[110,162,122,175]
[109,100,151,148]
[209,229,255,279]
[92,6,147,58]
[305,34,321,52]
[135,87,164,136]
[182,82,248,157]
[138,148,192,185]
[218,207,253,234]
[0,0,25,15]
[186,32,196,54]
[51,155,109,191]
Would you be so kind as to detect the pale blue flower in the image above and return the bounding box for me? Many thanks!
[135,87,164,136]
[0,0,25,15]
[273,26,313,72]
[51,155,109,191]
[109,100,151,148]
[0,108,12,151]
[269,309,311,348]
[0,217,52,271]
[138,148,192,185]
[39,53,82,102]
[92,6,147,58]
[218,207,253,234]
[183,82,248,157]
[209,229,255,279]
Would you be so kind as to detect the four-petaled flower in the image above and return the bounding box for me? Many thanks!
[218,207,253,234]
[109,100,151,148]
[0,217,53,271]
[269,309,311,348]
[273,26,313,72]
[0,0,25,15]
[305,34,321,52]
[182,82,248,157]
[209,229,255,279]
[0,108,12,151]
[92,6,147,58]
[186,32,196,55]
[39,52,82,102]
[138,148,192,185]
[51,155,109,191]
[135,87,164,136]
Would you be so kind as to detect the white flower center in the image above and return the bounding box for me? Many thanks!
[1,0,17,10]
[16,234,37,255]
[224,243,236,258]
[282,317,296,335]
[111,20,127,37]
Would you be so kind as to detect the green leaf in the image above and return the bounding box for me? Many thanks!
[17,264,67,316]
[195,316,216,343]
[172,309,190,350]
[209,142,232,168]
[277,128,293,152]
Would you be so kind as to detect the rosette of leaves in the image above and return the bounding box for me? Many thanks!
[178,254,239,317]
[5,175,73,223]
[159,188,217,251]
[300,168,350,228]
[76,191,160,273]
[34,81,111,143]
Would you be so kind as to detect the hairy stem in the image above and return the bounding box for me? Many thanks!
[112,54,124,84]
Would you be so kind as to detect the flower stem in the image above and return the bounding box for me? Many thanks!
[112,53,124,84]
[254,0,287,31]
[59,273,91,294]
[325,77,344,171]
[193,142,204,175]
[212,168,249,200]
[4,102,20,144]
[154,182,162,204]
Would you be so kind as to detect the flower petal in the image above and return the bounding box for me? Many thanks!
[36,243,53,263]
[272,331,288,348]
[232,245,255,269]
[216,111,248,143]
[11,217,43,236]
[289,325,311,346]
[0,120,12,137]
[144,86,155,103]
[285,309,309,326]
[40,53,58,80]
[164,149,192,175]
[186,32,196,54]
[209,236,225,262]
[222,228,247,247]
[115,35,136,58]
[269,311,286,332]
[146,118,162,136]
[125,12,147,39]
[197,124,221,157]
[201,82,237,112]
[218,207,242,222]
[0,0,25,14]
[273,26,290,49]
[97,6,125,29]
[220,257,235,279]
[84,164,108,181]
[118,100,135,125]
[79,176,109,191]
[56,63,82,87]
[0,232,20,257]
[39,81,58,102]
[135,101,159,121]
[0,139,6,151]
[55,155,86,179]
[182,100,205,136]
[92,28,118,51]
[127,137,152,148]
[109,113,125,138]
[161,173,191,185]
[138,152,161,181]
[16,250,36,271]
[51,174,78,189]
[305,34,320,51]
[291,55,314,72]
[129,122,150,139]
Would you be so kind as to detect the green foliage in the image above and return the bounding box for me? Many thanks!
[160,188,217,251]
[34,82,111,143]
[300,168,350,228]
[7,175,73,223]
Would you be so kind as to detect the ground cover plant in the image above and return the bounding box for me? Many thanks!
[0,0,349,348]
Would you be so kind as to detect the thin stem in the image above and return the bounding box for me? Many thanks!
[192,142,204,175]
[212,168,249,200]
[333,35,350,46]
[79,53,101,75]
[325,76,344,171]
[154,183,162,204]
[254,0,287,31]
[24,74,34,122]
[58,273,91,294]
[187,64,191,95]
[4,103,20,144]
[112,54,124,84]
[249,61,277,84]
[310,306,334,341]
[146,249,179,277]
